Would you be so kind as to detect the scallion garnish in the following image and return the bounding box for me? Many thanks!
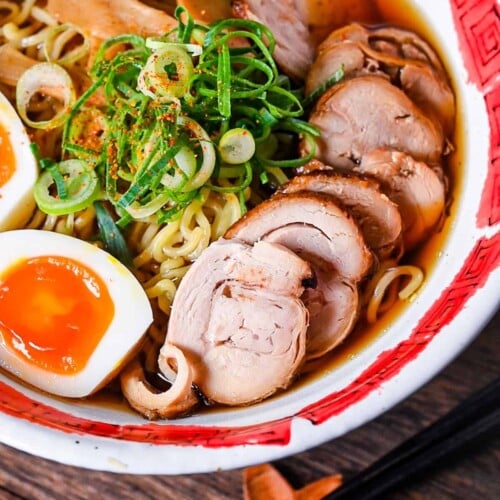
[49,9,319,227]
[94,201,134,268]
[34,160,99,215]
[304,66,345,109]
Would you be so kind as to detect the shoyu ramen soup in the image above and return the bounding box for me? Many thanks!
[0,0,454,419]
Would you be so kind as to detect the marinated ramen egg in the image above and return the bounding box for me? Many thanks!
[0,92,38,231]
[0,230,153,398]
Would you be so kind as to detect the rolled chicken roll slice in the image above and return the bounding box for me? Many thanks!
[280,168,403,260]
[167,239,313,405]
[227,192,373,358]
[227,192,372,280]
[232,0,315,81]
[357,148,446,250]
[306,23,455,135]
[304,76,445,169]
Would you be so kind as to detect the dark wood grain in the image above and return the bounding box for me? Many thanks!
[0,311,498,500]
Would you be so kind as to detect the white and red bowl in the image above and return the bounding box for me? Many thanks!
[0,0,498,474]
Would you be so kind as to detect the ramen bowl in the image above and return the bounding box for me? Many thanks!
[0,0,499,474]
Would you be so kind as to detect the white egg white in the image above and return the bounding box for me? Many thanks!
[0,230,153,398]
[0,91,38,231]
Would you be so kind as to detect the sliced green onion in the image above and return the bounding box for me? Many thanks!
[137,45,194,100]
[29,142,42,161]
[304,66,345,108]
[124,193,171,220]
[43,23,90,66]
[161,145,197,190]
[263,131,318,168]
[264,85,304,118]
[94,201,134,267]
[175,5,196,43]
[34,159,99,215]
[258,108,279,128]
[217,43,231,118]
[16,62,75,130]
[265,166,289,185]
[178,116,216,191]
[47,12,318,226]
[39,158,55,170]
[203,19,276,56]
[146,38,203,56]
[91,34,147,78]
[256,133,278,159]
[280,118,321,137]
[209,161,253,193]
[219,128,256,164]
[46,164,68,200]
[117,139,187,210]
[66,107,107,159]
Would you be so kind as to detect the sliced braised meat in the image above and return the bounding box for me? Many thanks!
[317,22,371,51]
[305,76,445,169]
[306,24,455,135]
[227,192,372,358]
[120,343,199,420]
[227,192,372,280]
[281,169,403,260]
[308,46,454,134]
[370,26,446,72]
[305,40,386,96]
[232,0,315,81]
[306,24,382,95]
[166,239,312,406]
[318,23,445,72]
[301,272,359,359]
[47,0,176,56]
[357,149,446,250]
[399,63,455,136]
[0,46,36,87]
[295,158,334,175]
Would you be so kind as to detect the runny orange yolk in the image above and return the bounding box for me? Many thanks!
[0,255,115,374]
[0,121,15,188]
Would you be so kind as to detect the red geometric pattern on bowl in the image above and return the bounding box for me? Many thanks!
[454,0,500,227]
[0,0,499,447]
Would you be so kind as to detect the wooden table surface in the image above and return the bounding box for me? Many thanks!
[0,311,498,500]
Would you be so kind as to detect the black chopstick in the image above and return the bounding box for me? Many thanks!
[325,376,500,500]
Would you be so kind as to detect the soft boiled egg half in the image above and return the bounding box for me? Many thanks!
[0,230,153,398]
[0,91,38,231]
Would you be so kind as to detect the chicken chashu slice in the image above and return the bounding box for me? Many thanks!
[305,76,445,170]
[47,0,176,55]
[120,342,199,420]
[166,239,313,406]
[231,0,380,79]
[357,149,446,250]
[318,23,446,72]
[306,24,455,135]
[227,192,373,359]
[280,166,403,260]
[232,0,315,81]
